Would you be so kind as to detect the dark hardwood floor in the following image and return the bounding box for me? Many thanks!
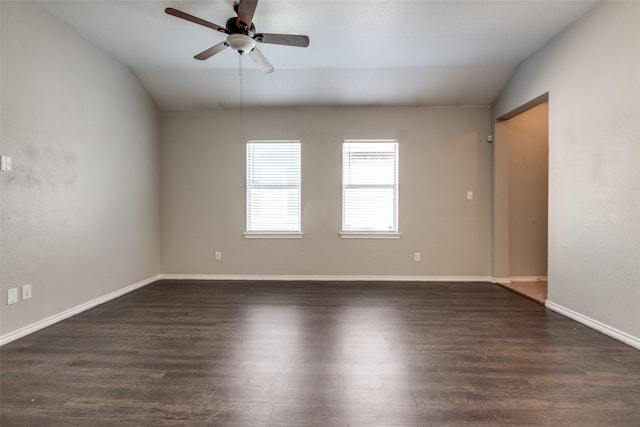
[2,280,639,426]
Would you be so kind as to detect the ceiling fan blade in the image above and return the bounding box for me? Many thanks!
[165,7,227,33]
[194,41,230,60]
[255,33,310,48]
[247,46,274,74]
[237,0,258,30]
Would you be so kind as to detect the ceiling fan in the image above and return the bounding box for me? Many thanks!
[165,0,310,74]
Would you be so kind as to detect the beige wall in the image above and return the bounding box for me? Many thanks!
[492,1,640,341]
[508,103,548,277]
[160,107,492,278]
[0,2,160,337]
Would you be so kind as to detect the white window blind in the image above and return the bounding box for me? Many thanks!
[342,140,399,232]
[246,141,301,233]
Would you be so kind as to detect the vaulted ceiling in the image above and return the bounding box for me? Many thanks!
[39,0,597,110]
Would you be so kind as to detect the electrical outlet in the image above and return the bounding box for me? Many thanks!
[1,156,12,171]
[7,288,18,305]
[215,251,222,261]
[466,191,474,200]
[22,284,32,300]
[414,252,421,262]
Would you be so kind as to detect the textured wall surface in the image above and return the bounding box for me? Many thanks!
[1,1,160,336]
[493,1,640,340]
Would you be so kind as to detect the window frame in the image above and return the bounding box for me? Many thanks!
[244,140,303,239]
[340,139,401,239]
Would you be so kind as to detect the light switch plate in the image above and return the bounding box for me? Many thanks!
[22,284,32,300]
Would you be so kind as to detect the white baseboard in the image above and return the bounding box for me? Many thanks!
[546,300,640,350]
[0,274,161,347]
[510,276,548,282]
[159,274,493,283]
[491,277,548,285]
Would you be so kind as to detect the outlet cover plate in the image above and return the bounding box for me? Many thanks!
[7,288,18,305]
[1,156,12,171]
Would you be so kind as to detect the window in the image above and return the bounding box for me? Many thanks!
[246,141,302,237]
[342,140,399,237]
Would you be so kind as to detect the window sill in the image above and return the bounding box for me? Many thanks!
[339,232,402,239]
[244,232,304,239]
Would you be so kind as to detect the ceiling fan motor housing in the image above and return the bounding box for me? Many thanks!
[226,17,256,36]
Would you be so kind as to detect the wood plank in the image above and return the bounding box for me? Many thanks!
[498,280,548,304]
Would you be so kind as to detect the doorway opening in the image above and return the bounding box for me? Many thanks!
[495,99,549,304]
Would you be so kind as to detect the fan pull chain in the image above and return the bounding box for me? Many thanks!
[239,53,243,123]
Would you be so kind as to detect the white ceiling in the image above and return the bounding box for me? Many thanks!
[39,0,598,110]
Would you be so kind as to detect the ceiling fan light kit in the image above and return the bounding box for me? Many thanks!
[165,0,310,73]
[227,34,256,55]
